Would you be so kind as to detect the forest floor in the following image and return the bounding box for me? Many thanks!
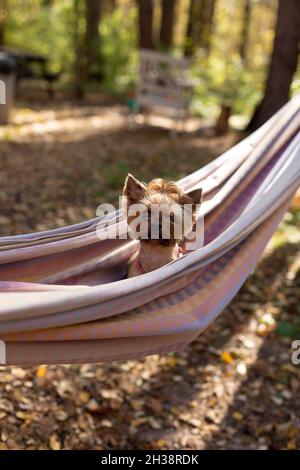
[0,101,299,450]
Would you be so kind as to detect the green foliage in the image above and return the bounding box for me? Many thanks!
[187,0,299,119]
[100,5,138,92]
[6,0,76,75]
[275,321,300,339]
[3,0,300,119]
[189,0,276,118]
[6,0,138,91]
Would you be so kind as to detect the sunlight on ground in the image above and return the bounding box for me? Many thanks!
[0,105,207,143]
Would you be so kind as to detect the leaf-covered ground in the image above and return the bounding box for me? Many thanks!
[0,102,299,450]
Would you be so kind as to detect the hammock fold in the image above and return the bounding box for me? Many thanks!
[0,95,299,365]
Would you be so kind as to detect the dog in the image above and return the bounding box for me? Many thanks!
[123,174,202,277]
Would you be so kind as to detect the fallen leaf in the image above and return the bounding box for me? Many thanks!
[79,391,90,403]
[232,411,243,421]
[287,439,297,450]
[236,362,247,376]
[36,365,47,379]
[49,434,61,451]
[220,351,234,364]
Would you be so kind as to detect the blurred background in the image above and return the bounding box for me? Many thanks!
[0,0,299,451]
[0,0,299,123]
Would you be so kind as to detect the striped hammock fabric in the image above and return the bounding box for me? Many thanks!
[0,96,299,365]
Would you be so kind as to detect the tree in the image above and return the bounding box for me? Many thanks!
[0,20,4,46]
[103,0,116,12]
[74,0,87,99]
[137,0,154,49]
[159,0,177,50]
[184,0,196,56]
[74,0,103,97]
[198,0,216,53]
[0,0,8,46]
[85,0,102,79]
[239,0,251,64]
[247,0,300,131]
[184,0,216,56]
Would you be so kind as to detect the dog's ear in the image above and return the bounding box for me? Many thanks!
[185,188,203,206]
[123,173,147,205]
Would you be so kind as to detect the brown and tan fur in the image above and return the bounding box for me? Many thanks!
[123,174,202,277]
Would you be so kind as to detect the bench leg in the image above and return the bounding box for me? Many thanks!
[171,110,185,137]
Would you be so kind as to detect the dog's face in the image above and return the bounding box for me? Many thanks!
[123,174,202,246]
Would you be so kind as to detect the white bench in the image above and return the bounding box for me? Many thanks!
[135,49,192,133]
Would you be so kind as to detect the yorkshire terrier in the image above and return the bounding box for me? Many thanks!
[123,174,202,277]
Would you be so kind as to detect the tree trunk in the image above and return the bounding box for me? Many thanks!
[137,0,154,49]
[184,0,216,56]
[247,0,300,131]
[103,0,116,13]
[0,23,4,46]
[197,0,216,53]
[239,0,251,64]
[85,0,102,80]
[184,0,198,57]
[160,0,177,50]
[0,0,8,46]
[74,0,87,99]
[215,103,232,135]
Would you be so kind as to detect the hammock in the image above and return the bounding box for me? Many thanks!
[0,96,299,365]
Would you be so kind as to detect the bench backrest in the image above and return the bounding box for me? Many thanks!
[136,49,191,109]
